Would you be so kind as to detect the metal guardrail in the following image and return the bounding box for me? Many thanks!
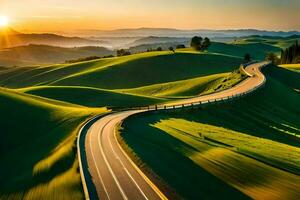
[116,62,270,112]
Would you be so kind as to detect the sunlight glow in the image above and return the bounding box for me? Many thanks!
[0,16,9,27]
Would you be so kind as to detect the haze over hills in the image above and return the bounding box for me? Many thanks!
[0,45,114,67]
[0,27,110,49]
[69,27,300,38]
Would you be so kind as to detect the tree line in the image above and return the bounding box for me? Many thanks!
[116,36,211,56]
[280,41,300,64]
[265,41,300,64]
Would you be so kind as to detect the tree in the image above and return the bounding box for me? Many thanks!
[176,44,186,49]
[202,37,211,50]
[244,53,251,62]
[190,36,203,50]
[280,41,300,64]
[117,49,131,57]
[156,47,162,51]
[169,46,175,53]
[190,36,211,51]
[266,52,279,64]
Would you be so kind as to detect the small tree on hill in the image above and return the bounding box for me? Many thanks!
[169,46,175,53]
[117,49,131,57]
[190,36,211,51]
[266,52,279,64]
[156,47,162,51]
[202,37,211,50]
[244,53,251,62]
[176,44,186,49]
[191,36,203,50]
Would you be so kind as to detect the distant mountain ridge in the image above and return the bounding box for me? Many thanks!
[0,44,114,67]
[71,27,300,38]
[0,27,109,49]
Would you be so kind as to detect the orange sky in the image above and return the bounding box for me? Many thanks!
[1,0,300,32]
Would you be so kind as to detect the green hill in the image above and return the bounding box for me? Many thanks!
[120,65,300,200]
[280,64,300,74]
[235,35,300,49]
[20,86,165,108]
[0,45,114,67]
[117,67,247,98]
[0,88,106,199]
[208,42,281,60]
[0,51,243,89]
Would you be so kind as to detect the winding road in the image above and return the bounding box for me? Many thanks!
[79,61,270,200]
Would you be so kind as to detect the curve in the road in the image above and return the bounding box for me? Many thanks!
[79,61,270,200]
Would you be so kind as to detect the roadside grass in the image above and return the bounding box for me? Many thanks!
[280,64,300,73]
[0,87,107,199]
[200,67,248,95]
[120,65,300,199]
[117,67,247,99]
[115,73,227,98]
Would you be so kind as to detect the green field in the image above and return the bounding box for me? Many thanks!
[19,86,164,108]
[1,40,296,199]
[0,88,107,199]
[120,65,300,199]
[234,35,300,49]
[280,64,300,74]
[0,50,243,89]
[0,49,247,199]
[208,42,281,60]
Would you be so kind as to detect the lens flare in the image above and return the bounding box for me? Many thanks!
[0,16,9,27]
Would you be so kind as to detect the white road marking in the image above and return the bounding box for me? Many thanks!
[89,125,111,200]
[98,116,129,200]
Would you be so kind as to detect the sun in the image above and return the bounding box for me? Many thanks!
[0,16,9,27]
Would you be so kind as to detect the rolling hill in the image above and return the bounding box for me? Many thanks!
[0,87,106,199]
[0,27,109,49]
[235,35,300,49]
[0,50,244,89]
[0,45,114,67]
[120,65,300,199]
[208,42,281,60]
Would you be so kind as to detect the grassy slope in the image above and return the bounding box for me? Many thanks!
[208,42,281,60]
[19,86,165,108]
[280,64,300,74]
[0,48,251,199]
[120,66,300,200]
[0,51,243,89]
[0,88,106,199]
[117,68,247,98]
[235,35,300,49]
[115,73,227,98]
[0,45,113,67]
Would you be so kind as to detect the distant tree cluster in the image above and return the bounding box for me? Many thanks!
[176,44,186,49]
[265,52,279,64]
[65,55,114,63]
[190,36,211,51]
[280,41,300,64]
[65,56,101,63]
[169,46,175,53]
[117,49,131,57]
[147,47,163,52]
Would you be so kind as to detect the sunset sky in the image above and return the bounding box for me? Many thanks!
[1,0,299,32]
